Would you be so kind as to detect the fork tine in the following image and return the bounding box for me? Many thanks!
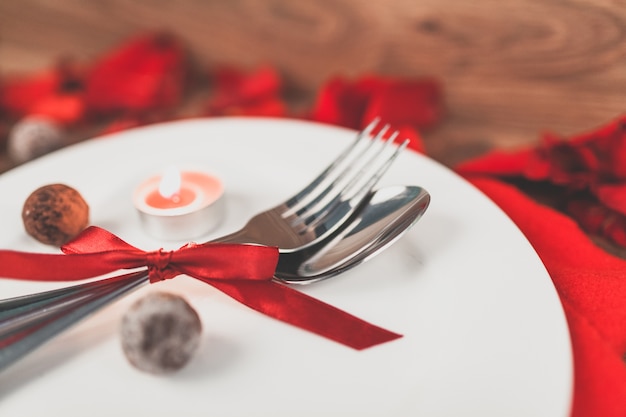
[281,118,380,214]
[290,126,400,225]
[284,123,391,220]
[300,137,409,233]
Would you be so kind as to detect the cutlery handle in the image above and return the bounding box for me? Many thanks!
[208,227,256,245]
[0,271,149,372]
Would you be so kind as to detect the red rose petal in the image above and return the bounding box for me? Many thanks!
[310,75,443,132]
[606,120,626,180]
[457,149,534,177]
[99,116,146,135]
[523,151,552,181]
[206,66,283,115]
[367,122,425,153]
[84,32,187,115]
[30,94,85,126]
[395,125,425,153]
[595,183,626,217]
[568,199,609,235]
[0,71,60,116]
[209,97,286,118]
[362,78,442,130]
[568,199,626,248]
[0,59,85,125]
[310,77,369,128]
[559,116,626,181]
[211,66,281,103]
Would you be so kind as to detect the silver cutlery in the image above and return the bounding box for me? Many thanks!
[0,122,420,371]
[0,184,429,370]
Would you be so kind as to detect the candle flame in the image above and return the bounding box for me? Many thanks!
[158,166,182,199]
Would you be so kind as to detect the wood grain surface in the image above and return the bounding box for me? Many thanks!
[1,0,626,166]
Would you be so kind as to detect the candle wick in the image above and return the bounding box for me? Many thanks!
[171,193,181,204]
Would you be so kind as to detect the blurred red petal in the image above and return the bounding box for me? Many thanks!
[568,199,626,248]
[523,151,552,181]
[393,125,424,153]
[84,32,187,114]
[558,116,626,181]
[208,66,282,112]
[0,70,63,116]
[603,215,626,247]
[362,78,443,130]
[30,94,85,126]
[532,132,599,187]
[208,97,286,118]
[310,77,369,128]
[99,117,145,135]
[606,119,626,179]
[0,59,85,123]
[568,199,609,234]
[595,183,626,217]
[368,123,425,153]
[457,149,534,176]
[232,66,280,102]
[310,75,443,132]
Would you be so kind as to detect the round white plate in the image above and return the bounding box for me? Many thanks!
[0,118,572,416]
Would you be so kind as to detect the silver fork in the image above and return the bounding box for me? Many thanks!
[215,118,408,252]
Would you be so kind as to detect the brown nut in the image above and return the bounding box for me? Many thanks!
[22,183,89,246]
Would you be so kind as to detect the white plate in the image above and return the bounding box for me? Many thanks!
[0,118,572,416]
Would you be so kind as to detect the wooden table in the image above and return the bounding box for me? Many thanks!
[1,0,626,167]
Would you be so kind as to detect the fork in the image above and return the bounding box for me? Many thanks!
[215,118,408,252]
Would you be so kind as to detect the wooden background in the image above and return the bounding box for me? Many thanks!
[1,0,626,166]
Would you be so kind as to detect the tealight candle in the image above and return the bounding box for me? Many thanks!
[133,166,224,241]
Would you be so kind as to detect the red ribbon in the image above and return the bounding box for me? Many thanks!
[0,226,401,350]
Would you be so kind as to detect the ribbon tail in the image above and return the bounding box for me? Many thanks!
[202,279,402,350]
[0,251,127,281]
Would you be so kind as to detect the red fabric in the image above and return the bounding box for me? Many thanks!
[0,226,401,350]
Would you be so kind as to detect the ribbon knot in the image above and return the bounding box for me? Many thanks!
[146,249,175,282]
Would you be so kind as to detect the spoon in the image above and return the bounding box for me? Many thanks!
[0,185,429,370]
[276,185,429,283]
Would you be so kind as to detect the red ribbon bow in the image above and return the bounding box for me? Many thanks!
[0,226,401,350]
